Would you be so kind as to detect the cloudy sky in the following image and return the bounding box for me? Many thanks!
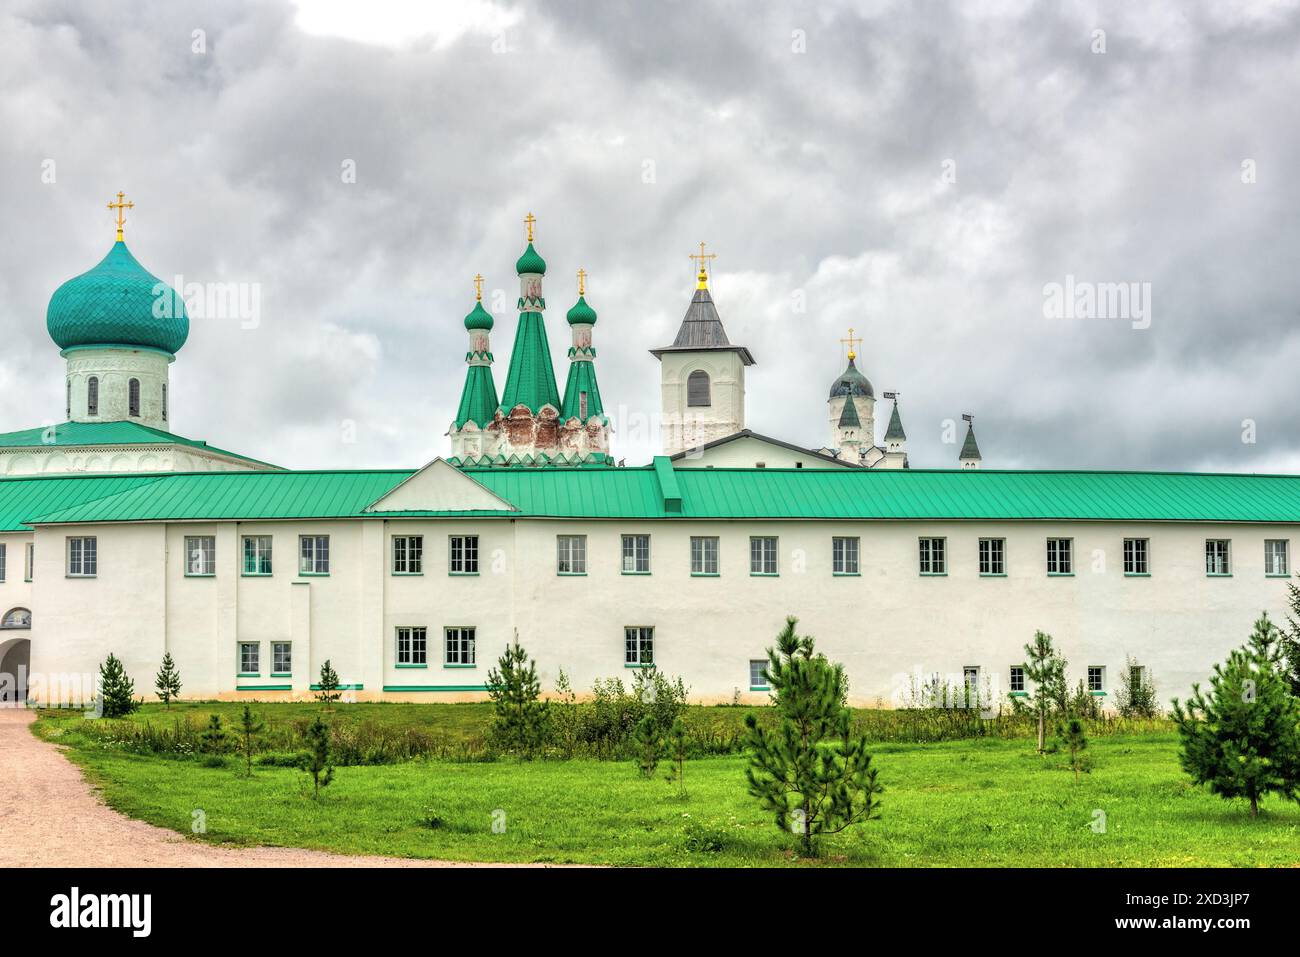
[3,0,1299,471]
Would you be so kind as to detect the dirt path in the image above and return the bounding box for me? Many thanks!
[0,708,531,868]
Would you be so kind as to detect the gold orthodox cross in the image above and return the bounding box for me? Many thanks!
[473,273,484,301]
[108,191,134,241]
[577,267,587,296]
[840,327,863,361]
[524,212,536,243]
[689,241,716,288]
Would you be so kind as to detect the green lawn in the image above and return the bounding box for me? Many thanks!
[32,705,1300,867]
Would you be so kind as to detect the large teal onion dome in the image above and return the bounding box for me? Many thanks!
[829,356,873,399]
[464,299,494,330]
[47,240,189,355]
[515,242,547,275]
[565,295,597,326]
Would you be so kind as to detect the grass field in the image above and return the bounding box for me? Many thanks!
[32,703,1300,867]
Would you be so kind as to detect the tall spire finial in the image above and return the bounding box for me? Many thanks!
[688,241,716,290]
[840,327,863,362]
[576,267,587,296]
[524,211,536,243]
[107,190,134,242]
[473,273,484,301]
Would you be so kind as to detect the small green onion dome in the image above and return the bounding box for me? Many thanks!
[47,240,188,355]
[565,295,597,326]
[464,300,494,331]
[828,356,873,399]
[515,242,547,276]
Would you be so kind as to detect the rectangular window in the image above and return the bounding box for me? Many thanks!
[918,537,946,575]
[396,626,427,666]
[299,535,330,575]
[67,536,97,577]
[392,535,423,574]
[1046,537,1073,575]
[0,543,5,582]
[621,534,651,574]
[1129,665,1144,696]
[749,659,768,690]
[1123,537,1149,575]
[271,642,292,676]
[1009,665,1025,693]
[242,535,273,575]
[445,627,476,666]
[557,535,587,575]
[25,542,33,582]
[832,536,860,575]
[238,642,260,676]
[1087,666,1104,693]
[963,666,980,699]
[1205,539,1231,576]
[690,536,719,575]
[1265,539,1289,577]
[449,535,479,574]
[625,626,654,666]
[750,536,778,575]
[184,535,216,576]
[978,538,1005,575]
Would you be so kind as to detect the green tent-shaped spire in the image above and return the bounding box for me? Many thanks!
[838,395,861,428]
[561,358,604,422]
[960,422,982,461]
[885,401,906,441]
[499,232,561,414]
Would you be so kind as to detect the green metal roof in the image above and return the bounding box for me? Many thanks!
[0,474,170,531]
[463,300,493,331]
[17,464,1300,527]
[498,311,561,414]
[0,420,278,468]
[560,355,604,422]
[46,240,189,354]
[454,365,500,429]
[565,295,597,326]
[515,242,547,275]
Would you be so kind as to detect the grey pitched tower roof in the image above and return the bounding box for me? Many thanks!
[650,271,755,365]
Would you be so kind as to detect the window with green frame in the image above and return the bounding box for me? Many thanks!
[243,535,272,575]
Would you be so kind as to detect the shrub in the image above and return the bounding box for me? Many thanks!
[1114,657,1161,718]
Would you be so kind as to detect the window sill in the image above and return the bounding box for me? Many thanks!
[979,573,1007,578]
[750,572,779,578]
[1124,573,1151,578]
[270,673,292,678]
[65,575,97,579]
[1265,574,1290,579]
[1009,691,1028,697]
[1205,573,1233,578]
[241,572,273,578]
[391,572,424,577]
[621,571,652,576]
[1047,573,1075,578]
[298,573,330,578]
[1090,691,1107,696]
[557,572,588,577]
[624,663,655,669]
[237,672,260,678]
[919,572,947,578]
[184,573,215,579]
[395,663,428,669]
[691,572,720,577]
[749,685,770,692]
[449,572,480,577]
[832,572,861,577]
[444,664,477,669]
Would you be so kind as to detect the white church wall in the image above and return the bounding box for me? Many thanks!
[658,351,747,455]
[672,436,847,469]
[23,516,1297,707]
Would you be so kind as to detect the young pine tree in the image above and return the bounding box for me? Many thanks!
[1279,580,1300,697]
[633,714,663,777]
[1172,613,1300,818]
[486,642,551,759]
[1024,631,1067,753]
[663,716,688,798]
[1059,716,1088,782]
[154,652,182,709]
[315,659,341,711]
[304,714,335,799]
[200,713,226,754]
[744,616,882,857]
[238,704,264,777]
[97,653,139,719]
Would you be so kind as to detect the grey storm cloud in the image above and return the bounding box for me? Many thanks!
[1,0,1298,471]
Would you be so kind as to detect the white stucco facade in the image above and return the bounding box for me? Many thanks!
[15,514,1295,708]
